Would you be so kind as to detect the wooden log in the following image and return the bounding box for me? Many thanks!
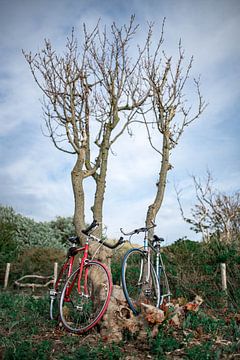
[220,263,227,292]
[14,274,54,288]
[53,262,58,285]
[4,263,11,289]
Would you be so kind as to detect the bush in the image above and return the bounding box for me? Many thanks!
[0,217,18,263]
[8,247,66,284]
[163,237,240,309]
[49,216,75,245]
[0,205,73,251]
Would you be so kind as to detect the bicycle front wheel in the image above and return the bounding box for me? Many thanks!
[121,248,160,315]
[59,261,112,334]
[50,261,69,321]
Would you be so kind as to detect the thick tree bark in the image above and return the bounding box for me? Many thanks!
[91,136,110,237]
[71,155,85,240]
[90,127,112,265]
[146,134,170,239]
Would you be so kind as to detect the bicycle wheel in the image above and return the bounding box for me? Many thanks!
[121,248,160,315]
[59,260,112,334]
[50,262,69,320]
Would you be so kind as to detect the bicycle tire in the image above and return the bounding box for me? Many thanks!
[59,260,112,334]
[121,248,160,315]
[50,262,69,321]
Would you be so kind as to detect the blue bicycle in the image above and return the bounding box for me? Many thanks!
[121,223,171,315]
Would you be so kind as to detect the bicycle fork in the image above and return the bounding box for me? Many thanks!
[156,251,171,305]
[137,251,153,297]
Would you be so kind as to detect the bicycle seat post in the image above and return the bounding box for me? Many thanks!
[85,234,89,245]
[143,230,148,251]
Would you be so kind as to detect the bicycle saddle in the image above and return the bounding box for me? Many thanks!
[68,236,80,245]
[152,235,164,247]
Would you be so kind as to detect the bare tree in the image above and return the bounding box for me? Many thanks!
[140,20,207,237]
[24,17,206,257]
[23,18,209,334]
[84,19,151,235]
[177,171,240,242]
[23,17,150,249]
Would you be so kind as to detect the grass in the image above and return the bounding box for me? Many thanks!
[0,290,239,359]
[1,236,240,359]
[0,290,125,360]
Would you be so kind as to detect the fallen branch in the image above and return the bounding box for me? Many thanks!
[14,274,54,289]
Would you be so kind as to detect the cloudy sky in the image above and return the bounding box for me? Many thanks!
[0,0,239,243]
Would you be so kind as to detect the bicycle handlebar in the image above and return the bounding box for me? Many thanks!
[81,219,99,235]
[99,236,125,249]
[82,220,125,249]
[120,222,156,236]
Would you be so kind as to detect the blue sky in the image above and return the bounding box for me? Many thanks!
[0,0,239,243]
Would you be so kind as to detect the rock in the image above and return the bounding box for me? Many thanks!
[141,303,165,325]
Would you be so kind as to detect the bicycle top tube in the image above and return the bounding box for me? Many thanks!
[120,222,156,236]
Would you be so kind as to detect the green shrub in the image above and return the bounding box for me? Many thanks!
[163,236,240,309]
[9,247,66,283]
[0,205,74,284]
[0,205,72,251]
[49,216,75,245]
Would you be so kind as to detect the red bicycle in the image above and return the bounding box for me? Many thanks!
[50,220,124,334]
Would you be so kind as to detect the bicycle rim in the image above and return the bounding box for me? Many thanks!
[59,261,112,334]
[121,248,160,315]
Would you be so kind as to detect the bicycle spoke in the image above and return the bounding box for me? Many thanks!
[60,261,111,333]
[121,249,160,315]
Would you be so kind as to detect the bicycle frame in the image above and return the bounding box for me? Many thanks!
[59,245,87,301]
[63,234,103,299]
[57,220,125,334]
[51,219,125,320]
[150,242,170,304]
[121,223,171,307]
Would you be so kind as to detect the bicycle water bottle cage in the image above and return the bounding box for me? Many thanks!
[68,236,80,245]
[152,235,164,248]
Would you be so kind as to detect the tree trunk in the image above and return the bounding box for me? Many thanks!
[146,134,170,239]
[91,127,111,233]
[71,155,85,241]
[91,164,107,237]
[91,129,112,265]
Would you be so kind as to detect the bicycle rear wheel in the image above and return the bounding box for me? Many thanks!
[121,248,160,315]
[59,260,112,334]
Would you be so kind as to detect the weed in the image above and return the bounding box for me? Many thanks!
[3,340,52,360]
[183,311,224,335]
[149,326,181,358]
[184,341,219,360]
[59,342,123,360]
[226,318,240,342]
